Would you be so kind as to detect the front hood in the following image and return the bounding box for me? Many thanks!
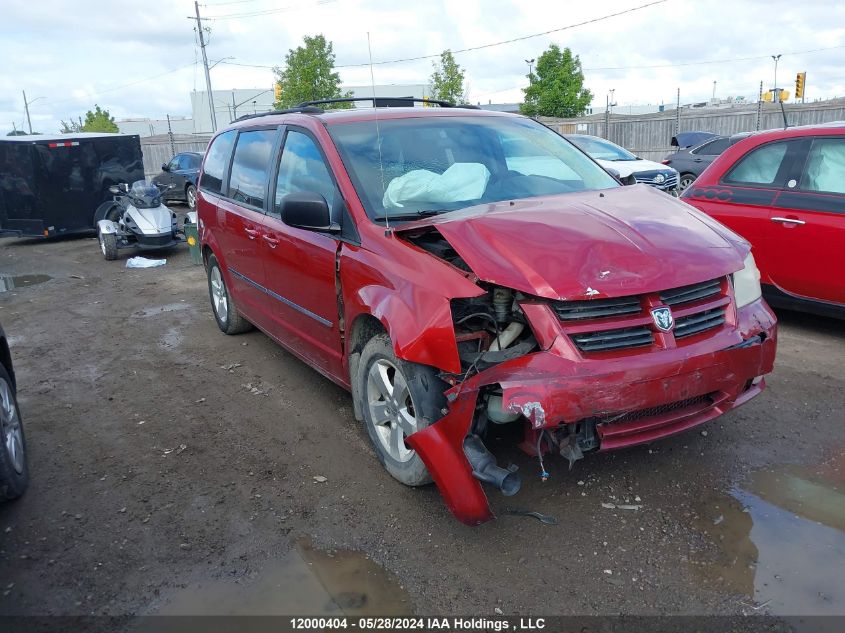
[396,185,748,300]
[128,205,173,234]
[595,158,674,178]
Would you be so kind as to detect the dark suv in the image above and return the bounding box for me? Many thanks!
[197,100,776,525]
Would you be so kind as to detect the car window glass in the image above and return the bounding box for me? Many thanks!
[801,138,845,194]
[695,138,729,155]
[501,132,580,180]
[274,131,337,213]
[723,141,790,186]
[167,156,181,171]
[228,129,276,208]
[201,130,236,194]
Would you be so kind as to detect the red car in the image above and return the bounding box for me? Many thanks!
[682,123,845,319]
[197,101,777,525]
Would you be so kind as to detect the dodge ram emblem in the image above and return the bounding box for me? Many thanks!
[651,306,674,332]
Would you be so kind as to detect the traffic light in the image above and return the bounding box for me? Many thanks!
[762,90,773,103]
[795,72,806,100]
[274,83,282,103]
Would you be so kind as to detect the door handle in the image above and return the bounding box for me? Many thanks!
[262,234,280,248]
[244,227,260,239]
[771,216,806,226]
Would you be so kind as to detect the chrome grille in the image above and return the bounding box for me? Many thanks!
[571,326,654,353]
[633,171,679,189]
[660,278,721,306]
[554,296,641,321]
[674,307,726,338]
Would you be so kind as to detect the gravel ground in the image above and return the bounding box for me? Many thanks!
[0,230,842,619]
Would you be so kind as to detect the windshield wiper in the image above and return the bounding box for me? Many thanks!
[375,209,448,221]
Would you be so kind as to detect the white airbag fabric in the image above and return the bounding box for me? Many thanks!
[383,163,490,209]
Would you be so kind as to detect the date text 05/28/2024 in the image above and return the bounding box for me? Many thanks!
[289,617,546,631]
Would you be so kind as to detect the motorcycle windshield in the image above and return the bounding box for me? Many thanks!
[130,180,162,209]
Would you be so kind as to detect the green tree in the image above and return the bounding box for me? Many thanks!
[81,105,118,132]
[60,117,83,134]
[429,50,467,104]
[520,45,592,118]
[273,35,351,109]
[6,130,28,136]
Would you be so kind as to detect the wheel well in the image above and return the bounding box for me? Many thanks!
[0,338,15,392]
[347,314,386,421]
[201,245,214,268]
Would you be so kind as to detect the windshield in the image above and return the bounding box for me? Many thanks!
[328,115,618,220]
[129,180,162,208]
[569,136,638,161]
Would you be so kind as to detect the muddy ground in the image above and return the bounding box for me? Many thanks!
[0,226,843,620]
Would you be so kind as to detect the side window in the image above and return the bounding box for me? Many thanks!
[723,141,791,186]
[228,129,277,208]
[801,138,845,194]
[167,156,181,172]
[201,130,236,194]
[694,138,730,156]
[274,131,337,213]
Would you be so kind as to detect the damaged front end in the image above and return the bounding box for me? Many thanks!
[403,230,777,525]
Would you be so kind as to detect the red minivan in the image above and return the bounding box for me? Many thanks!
[682,123,845,319]
[197,100,777,524]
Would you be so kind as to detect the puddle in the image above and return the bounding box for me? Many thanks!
[692,453,845,615]
[0,274,53,293]
[157,538,412,616]
[159,326,184,350]
[131,302,192,318]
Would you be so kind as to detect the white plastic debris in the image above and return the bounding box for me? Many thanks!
[126,256,166,268]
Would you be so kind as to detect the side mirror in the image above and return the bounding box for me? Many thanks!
[161,163,170,172]
[109,185,120,194]
[605,167,636,186]
[279,191,339,232]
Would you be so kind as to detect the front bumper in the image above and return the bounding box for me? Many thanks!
[407,298,777,525]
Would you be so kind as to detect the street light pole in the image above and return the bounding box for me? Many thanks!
[525,58,535,83]
[22,90,32,134]
[771,54,782,101]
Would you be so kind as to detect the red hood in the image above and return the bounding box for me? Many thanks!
[396,185,748,300]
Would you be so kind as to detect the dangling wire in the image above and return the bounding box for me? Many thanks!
[536,430,550,481]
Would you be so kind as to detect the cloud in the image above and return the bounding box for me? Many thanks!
[1,0,843,134]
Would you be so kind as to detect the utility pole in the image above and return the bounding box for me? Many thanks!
[166,114,176,157]
[771,54,781,101]
[525,58,535,83]
[193,1,217,133]
[22,90,33,134]
[756,81,763,131]
[675,87,681,136]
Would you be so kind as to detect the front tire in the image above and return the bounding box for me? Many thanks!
[98,229,118,261]
[186,184,197,210]
[358,334,448,487]
[0,363,28,501]
[207,254,253,335]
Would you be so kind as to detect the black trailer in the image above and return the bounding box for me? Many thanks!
[0,133,144,237]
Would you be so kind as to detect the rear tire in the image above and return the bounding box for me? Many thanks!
[207,254,253,335]
[358,334,448,487]
[98,229,118,261]
[0,363,28,501]
[186,184,197,210]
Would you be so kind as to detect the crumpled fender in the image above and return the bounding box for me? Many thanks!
[405,386,493,526]
[96,219,119,235]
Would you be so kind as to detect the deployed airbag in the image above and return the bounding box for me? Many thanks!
[383,163,490,209]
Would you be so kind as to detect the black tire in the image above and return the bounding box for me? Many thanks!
[0,363,28,501]
[186,184,197,210]
[358,334,448,486]
[98,229,118,261]
[679,173,696,192]
[207,254,253,335]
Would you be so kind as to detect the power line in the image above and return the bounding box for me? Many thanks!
[204,0,335,20]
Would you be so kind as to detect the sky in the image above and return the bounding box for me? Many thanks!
[1,0,843,135]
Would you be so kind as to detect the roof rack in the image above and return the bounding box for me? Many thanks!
[297,97,480,110]
[233,106,324,122]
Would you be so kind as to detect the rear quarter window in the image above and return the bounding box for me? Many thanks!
[201,130,236,194]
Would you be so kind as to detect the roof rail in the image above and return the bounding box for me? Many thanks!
[296,97,480,110]
[233,106,324,122]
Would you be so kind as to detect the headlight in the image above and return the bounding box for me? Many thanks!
[733,252,762,308]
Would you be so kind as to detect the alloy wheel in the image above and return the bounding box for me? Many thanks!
[210,266,229,323]
[0,378,24,475]
[366,359,418,463]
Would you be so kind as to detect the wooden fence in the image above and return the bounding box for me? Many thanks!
[541,99,845,161]
[140,134,212,177]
